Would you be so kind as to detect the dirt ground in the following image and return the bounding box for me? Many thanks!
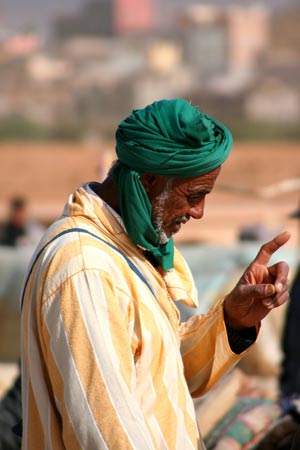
[0,140,300,248]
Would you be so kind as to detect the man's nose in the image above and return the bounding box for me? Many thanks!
[188,198,205,219]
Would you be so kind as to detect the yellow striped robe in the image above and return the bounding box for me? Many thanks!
[21,184,253,450]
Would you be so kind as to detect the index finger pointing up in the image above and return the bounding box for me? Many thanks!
[253,231,291,265]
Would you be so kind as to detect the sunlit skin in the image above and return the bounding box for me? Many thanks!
[224,231,290,330]
[93,164,290,332]
[140,166,221,238]
[140,167,290,331]
[11,208,26,228]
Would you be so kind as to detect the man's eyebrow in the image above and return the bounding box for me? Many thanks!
[188,188,210,195]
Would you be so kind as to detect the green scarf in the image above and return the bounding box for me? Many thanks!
[113,98,233,270]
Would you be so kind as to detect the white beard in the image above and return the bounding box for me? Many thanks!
[152,180,172,245]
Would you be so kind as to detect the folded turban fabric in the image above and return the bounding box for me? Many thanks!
[113,98,233,270]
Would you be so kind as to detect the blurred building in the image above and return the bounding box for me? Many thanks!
[180,4,270,79]
[245,78,300,124]
[0,33,40,57]
[270,4,300,51]
[53,0,114,39]
[0,1,299,140]
[53,0,157,39]
[114,0,157,34]
[228,5,269,74]
[180,5,228,78]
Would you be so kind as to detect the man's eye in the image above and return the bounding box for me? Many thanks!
[187,194,204,202]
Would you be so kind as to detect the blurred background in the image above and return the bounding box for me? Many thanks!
[0,0,300,418]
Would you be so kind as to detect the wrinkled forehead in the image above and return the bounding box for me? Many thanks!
[171,165,222,189]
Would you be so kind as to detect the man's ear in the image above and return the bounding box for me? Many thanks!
[140,173,162,193]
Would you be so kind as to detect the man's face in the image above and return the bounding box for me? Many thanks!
[11,206,26,227]
[141,166,221,243]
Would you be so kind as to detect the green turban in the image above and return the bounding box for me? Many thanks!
[113,98,233,271]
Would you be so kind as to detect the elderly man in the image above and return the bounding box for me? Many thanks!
[21,99,290,450]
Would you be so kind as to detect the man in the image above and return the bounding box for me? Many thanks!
[21,98,290,450]
[0,197,27,247]
[0,196,45,248]
[0,371,22,450]
[280,204,300,398]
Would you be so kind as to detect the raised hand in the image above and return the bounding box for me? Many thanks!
[223,231,291,330]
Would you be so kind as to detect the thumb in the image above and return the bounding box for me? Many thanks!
[240,283,276,298]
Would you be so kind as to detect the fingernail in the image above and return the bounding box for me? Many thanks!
[263,299,274,308]
[266,285,275,296]
[276,283,283,293]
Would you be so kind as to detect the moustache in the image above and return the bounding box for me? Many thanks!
[174,214,190,225]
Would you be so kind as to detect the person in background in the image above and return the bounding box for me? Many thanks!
[0,197,28,247]
[0,196,45,248]
[20,99,290,450]
[0,373,22,450]
[0,197,45,449]
[291,426,300,450]
[279,202,300,450]
[280,202,300,398]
